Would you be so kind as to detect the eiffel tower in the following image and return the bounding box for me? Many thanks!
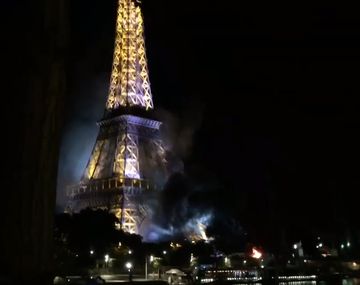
[67,0,167,234]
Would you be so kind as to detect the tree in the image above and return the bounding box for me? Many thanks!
[54,209,143,274]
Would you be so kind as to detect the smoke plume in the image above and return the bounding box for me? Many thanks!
[56,74,107,211]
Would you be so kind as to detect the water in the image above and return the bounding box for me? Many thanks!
[341,279,360,285]
[230,279,360,285]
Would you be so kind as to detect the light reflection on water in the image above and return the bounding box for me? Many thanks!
[279,282,316,285]
[342,279,360,285]
[230,279,360,285]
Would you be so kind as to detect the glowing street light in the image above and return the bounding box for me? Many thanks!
[104,254,110,268]
[128,250,132,254]
[146,256,154,280]
[163,250,167,255]
[347,242,351,248]
[293,244,298,250]
[341,244,344,249]
[224,257,231,267]
[126,262,133,282]
[126,262,133,270]
[90,250,94,255]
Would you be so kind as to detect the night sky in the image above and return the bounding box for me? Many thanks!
[60,0,360,246]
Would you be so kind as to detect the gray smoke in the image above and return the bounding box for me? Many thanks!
[141,105,217,241]
[155,106,204,160]
[142,172,215,242]
[56,74,108,211]
[128,104,210,241]
[55,68,213,239]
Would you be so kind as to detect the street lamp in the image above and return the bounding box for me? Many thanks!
[104,254,109,268]
[126,262,133,270]
[145,255,155,280]
[126,262,133,281]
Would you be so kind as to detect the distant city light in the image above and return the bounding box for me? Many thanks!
[353,262,357,267]
[150,255,154,262]
[347,242,351,247]
[90,250,94,255]
[319,243,323,247]
[128,250,132,254]
[105,254,109,262]
[293,244,298,249]
[243,260,247,264]
[125,262,133,270]
[304,259,307,263]
[341,244,344,249]
[163,250,167,255]
[261,265,265,268]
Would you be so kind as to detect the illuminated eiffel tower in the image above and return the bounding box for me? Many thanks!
[67,0,167,234]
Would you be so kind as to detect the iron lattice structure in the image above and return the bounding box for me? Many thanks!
[67,0,166,234]
[106,0,153,110]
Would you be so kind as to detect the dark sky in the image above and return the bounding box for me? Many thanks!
[62,0,360,244]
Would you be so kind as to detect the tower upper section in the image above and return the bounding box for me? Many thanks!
[106,0,154,112]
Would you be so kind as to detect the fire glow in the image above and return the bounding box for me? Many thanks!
[251,247,262,259]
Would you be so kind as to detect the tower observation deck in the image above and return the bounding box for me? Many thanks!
[67,0,167,234]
